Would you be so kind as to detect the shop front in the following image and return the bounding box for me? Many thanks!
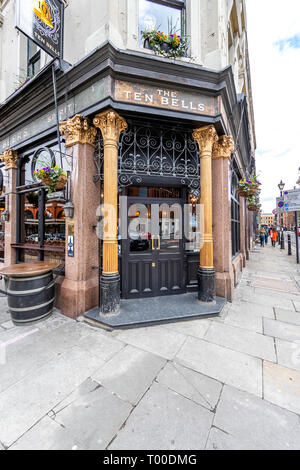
[0,43,254,325]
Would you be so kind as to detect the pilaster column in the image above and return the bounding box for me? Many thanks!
[59,115,98,318]
[212,135,235,300]
[1,150,18,267]
[93,109,127,316]
[193,125,218,302]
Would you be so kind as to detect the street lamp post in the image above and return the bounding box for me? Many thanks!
[278,180,285,247]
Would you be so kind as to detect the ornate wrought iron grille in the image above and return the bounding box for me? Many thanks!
[94,121,200,189]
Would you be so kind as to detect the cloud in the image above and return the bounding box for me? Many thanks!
[275,35,300,51]
[246,0,300,213]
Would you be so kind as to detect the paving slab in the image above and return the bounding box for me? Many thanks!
[51,382,132,450]
[92,345,166,405]
[9,416,85,450]
[214,385,300,450]
[175,336,262,397]
[162,318,211,339]
[205,427,257,450]
[0,320,14,330]
[276,338,300,372]
[254,287,300,301]
[264,361,300,415]
[293,300,300,312]
[275,308,300,326]
[0,346,105,447]
[223,309,264,333]
[230,300,275,319]
[156,362,222,411]
[204,322,276,362]
[251,277,299,294]
[240,291,295,310]
[116,325,187,360]
[109,382,213,450]
[263,318,300,342]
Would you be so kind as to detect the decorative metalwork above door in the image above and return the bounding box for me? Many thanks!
[94,120,200,189]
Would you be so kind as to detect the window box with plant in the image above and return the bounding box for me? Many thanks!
[142,29,188,58]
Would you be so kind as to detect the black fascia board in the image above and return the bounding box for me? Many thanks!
[0,41,243,149]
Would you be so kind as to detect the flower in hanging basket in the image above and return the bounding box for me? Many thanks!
[237,174,261,197]
[246,194,260,212]
[34,165,67,193]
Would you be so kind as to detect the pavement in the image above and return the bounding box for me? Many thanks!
[1,244,300,450]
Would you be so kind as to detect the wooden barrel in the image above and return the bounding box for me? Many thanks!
[0,262,59,325]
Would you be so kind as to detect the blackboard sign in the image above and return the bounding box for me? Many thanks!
[15,0,64,58]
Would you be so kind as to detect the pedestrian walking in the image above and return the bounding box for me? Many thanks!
[259,227,266,247]
[265,228,269,245]
[271,228,278,247]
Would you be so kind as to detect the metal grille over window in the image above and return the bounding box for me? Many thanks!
[94,120,200,190]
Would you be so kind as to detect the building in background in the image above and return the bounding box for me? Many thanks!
[261,213,275,228]
[0,0,256,325]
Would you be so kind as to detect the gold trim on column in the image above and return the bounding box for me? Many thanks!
[193,125,218,270]
[93,109,128,276]
[0,149,18,170]
[212,135,234,160]
[59,115,97,148]
[93,109,128,143]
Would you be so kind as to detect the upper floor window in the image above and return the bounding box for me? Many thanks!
[139,0,185,45]
[27,39,41,78]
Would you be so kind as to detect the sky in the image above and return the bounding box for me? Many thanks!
[246,0,300,213]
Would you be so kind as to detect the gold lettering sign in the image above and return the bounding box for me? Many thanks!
[114,80,218,116]
[34,0,54,29]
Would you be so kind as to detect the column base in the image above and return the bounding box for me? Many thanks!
[100,273,120,316]
[198,267,216,303]
[60,278,99,319]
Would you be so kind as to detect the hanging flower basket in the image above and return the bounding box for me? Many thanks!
[237,174,261,197]
[248,205,258,212]
[237,188,248,198]
[34,166,68,193]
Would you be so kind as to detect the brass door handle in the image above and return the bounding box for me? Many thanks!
[157,235,161,250]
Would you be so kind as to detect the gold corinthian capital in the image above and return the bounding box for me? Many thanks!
[0,149,18,170]
[93,110,128,143]
[212,135,234,160]
[192,125,218,155]
[59,115,97,148]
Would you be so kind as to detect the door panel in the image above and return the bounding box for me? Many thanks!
[123,195,185,299]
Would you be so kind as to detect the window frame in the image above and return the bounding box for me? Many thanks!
[139,0,186,41]
[27,39,41,78]
[230,164,241,258]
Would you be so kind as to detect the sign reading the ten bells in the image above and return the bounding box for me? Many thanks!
[114,80,217,116]
[15,0,64,58]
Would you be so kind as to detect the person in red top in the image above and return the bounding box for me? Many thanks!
[271,228,278,247]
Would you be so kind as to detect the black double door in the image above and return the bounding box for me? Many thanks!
[122,196,185,299]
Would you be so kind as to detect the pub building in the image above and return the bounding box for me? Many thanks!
[0,42,256,326]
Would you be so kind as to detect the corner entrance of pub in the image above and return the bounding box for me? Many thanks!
[122,186,185,299]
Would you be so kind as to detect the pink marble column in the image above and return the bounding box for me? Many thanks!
[240,197,247,268]
[1,150,18,267]
[59,116,98,319]
[212,136,235,301]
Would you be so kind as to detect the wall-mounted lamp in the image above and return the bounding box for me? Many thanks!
[63,201,74,219]
[1,210,9,222]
